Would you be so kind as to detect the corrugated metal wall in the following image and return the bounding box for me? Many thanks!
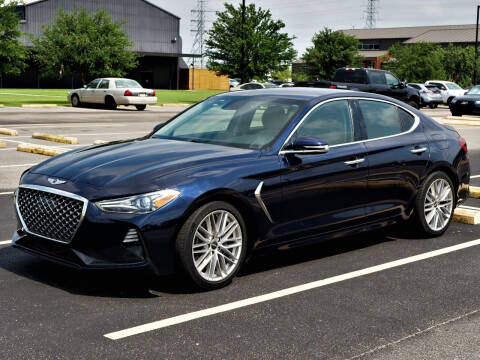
[21,0,182,55]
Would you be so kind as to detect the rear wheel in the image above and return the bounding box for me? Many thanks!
[136,105,147,111]
[175,201,247,290]
[71,94,81,107]
[412,171,455,237]
[105,96,117,110]
[429,104,438,109]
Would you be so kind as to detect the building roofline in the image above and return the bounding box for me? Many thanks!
[21,0,181,19]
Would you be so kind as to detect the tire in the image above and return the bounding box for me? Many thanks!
[412,171,455,237]
[105,96,117,110]
[175,201,247,290]
[429,104,438,109]
[136,105,147,111]
[71,94,81,107]
[451,111,462,117]
[408,100,420,109]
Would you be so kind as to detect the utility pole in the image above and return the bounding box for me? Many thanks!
[474,5,480,85]
[364,0,378,29]
[240,0,246,83]
[190,0,213,68]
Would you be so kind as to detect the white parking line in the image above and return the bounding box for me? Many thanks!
[0,240,12,246]
[459,205,480,211]
[0,132,146,140]
[0,163,37,168]
[104,238,480,340]
[471,175,480,179]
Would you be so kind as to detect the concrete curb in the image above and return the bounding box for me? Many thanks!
[0,141,6,148]
[443,120,480,127]
[21,104,58,108]
[17,143,68,157]
[0,128,19,136]
[93,140,108,145]
[32,132,79,144]
[448,115,480,121]
[469,186,480,199]
[453,207,480,225]
[159,103,190,107]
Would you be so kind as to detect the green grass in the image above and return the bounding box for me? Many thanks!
[0,88,223,107]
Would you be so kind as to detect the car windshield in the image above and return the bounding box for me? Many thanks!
[152,95,306,149]
[467,86,480,95]
[115,79,142,88]
[446,82,462,90]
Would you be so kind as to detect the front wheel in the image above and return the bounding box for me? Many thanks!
[451,111,462,117]
[408,100,420,109]
[136,105,147,111]
[71,94,81,107]
[175,201,247,290]
[429,104,438,109]
[412,171,455,237]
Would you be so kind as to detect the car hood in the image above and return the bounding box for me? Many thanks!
[453,95,480,101]
[29,138,258,189]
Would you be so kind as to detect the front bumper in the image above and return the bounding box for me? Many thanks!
[421,95,443,105]
[450,101,480,115]
[115,96,158,105]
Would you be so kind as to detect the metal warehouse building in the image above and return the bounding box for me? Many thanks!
[3,0,189,89]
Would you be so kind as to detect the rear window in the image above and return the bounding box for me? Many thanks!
[115,79,142,88]
[333,69,368,84]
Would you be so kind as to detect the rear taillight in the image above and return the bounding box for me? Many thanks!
[152,90,156,96]
[329,85,337,89]
[124,89,133,96]
[422,90,433,94]
[458,136,468,153]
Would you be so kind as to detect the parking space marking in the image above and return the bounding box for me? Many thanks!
[0,163,37,168]
[0,192,14,195]
[459,205,480,211]
[0,240,12,246]
[104,238,480,340]
[471,175,480,179]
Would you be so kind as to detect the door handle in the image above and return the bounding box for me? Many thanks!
[344,158,365,166]
[411,147,427,154]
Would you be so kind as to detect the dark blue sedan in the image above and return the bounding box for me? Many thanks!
[13,88,470,289]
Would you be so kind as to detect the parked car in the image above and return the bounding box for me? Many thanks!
[229,79,240,88]
[295,68,421,109]
[425,80,466,105]
[449,85,480,116]
[407,83,443,108]
[68,78,157,111]
[280,82,295,88]
[13,88,470,290]
[230,82,278,91]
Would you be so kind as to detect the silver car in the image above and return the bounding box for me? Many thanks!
[68,78,157,111]
[407,83,443,109]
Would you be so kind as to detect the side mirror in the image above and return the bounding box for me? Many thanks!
[284,136,329,154]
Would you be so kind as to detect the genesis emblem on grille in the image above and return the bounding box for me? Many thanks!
[48,178,67,185]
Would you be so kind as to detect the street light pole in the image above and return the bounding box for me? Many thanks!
[474,5,480,85]
[240,0,246,84]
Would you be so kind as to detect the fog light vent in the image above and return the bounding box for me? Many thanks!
[123,229,140,244]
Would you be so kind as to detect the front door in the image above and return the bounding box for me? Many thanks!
[278,99,369,242]
[82,79,101,103]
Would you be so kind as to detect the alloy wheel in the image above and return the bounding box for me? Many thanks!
[192,210,243,282]
[423,178,453,231]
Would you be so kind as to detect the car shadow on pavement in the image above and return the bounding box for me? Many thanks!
[0,225,421,297]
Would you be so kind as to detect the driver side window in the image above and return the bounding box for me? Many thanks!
[295,100,354,146]
[87,79,100,89]
[385,73,400,87]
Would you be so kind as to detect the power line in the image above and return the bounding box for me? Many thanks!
[364,0,378,29]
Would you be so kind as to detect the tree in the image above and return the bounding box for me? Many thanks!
[0,0,27,76]
[205,3,296,83]
[442,44,477,87]
[302,28,362,80]
[32,8,137,84]
[382,42,445,83]
[271,67,291,82]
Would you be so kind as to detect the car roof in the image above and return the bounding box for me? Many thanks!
[217,87,357,100]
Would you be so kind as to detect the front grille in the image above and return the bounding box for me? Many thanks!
[16,186,87,243]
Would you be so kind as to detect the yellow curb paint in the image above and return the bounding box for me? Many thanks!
[469,186,480,199]
[453,207,480,225]
[17,143,68,157]
[0,141,6,148]
[93,140,108,145]
[448,116,480,121]
[20,104,58,108]
[0,128,18,136]
[32,132,79,144]
[0,104,4,108]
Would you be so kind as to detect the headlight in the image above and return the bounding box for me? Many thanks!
[96,189,180,214]
[475,101,480,105]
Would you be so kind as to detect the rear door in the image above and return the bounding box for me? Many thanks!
[279,99,369,241]
[95,79,110,104]
[355,99,430,220]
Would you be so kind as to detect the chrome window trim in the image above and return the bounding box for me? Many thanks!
[279,97,420,155]
[15,184,89,244]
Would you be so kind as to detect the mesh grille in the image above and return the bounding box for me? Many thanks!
[17,187,85,243]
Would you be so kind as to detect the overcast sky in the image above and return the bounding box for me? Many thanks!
[151,0,478,56]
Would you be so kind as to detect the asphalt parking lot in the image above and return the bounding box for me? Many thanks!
[2,105,480,359]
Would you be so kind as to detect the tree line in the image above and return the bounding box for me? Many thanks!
[0,0,477,87]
